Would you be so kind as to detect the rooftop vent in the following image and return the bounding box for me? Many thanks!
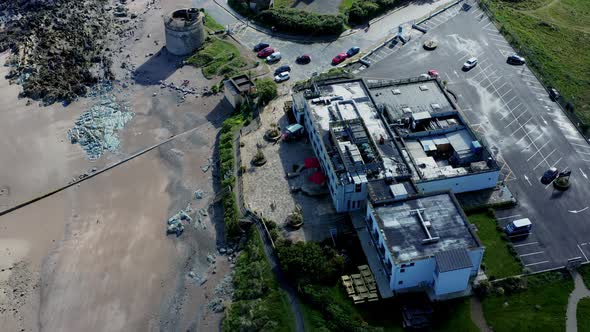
[419,85,429,91]
[392,89,401,95]
[410,208,440,244]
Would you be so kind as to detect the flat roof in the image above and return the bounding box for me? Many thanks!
[371,193,480,262]
[305,79,411,181]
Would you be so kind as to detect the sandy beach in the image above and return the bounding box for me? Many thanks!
[0,0,233,330]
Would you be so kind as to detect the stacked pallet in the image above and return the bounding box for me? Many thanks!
[341,265,379,304]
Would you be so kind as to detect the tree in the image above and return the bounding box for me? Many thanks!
[276,241,344,286]
[254,78,278,106]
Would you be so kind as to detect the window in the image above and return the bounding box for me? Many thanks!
[355,183,362,192]
[400,269,405,273]
[398,281,403,285]
[409,263,415,267]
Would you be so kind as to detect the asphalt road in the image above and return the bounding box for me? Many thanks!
[359,1,590,272]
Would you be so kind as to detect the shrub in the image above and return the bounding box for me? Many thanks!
[474,280,493,299]
[347,0,399,24]
[254,78,278,106]
[276,241,344,286]
[257,8,345,35]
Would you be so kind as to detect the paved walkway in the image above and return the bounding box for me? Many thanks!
[196,0,457,80]
[566,271,590,332]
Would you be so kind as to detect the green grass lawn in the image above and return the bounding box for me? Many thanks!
[204,12,225,31]
[223,229,295,331]
[273,0,296,8]
[186,38,250,79]
[468,212,522,279]
[578,297,590,332]
[339,0,355,14]
[484,0,590,126]
[483,271,573,331]
[579,264,590,289]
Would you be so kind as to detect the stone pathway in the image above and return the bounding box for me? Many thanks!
[567,271,590,332]
[470,297,492,332]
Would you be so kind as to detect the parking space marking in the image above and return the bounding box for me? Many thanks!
[519,251,545,258]
[497,214,521,221]
[521,134,544,151]
[513,241,539,248]
[505,111,528,128]
[578,244,590,262]
[571,142,590,149]
[552,156,563,168]
[527,140,551,161]
[576,151,590,156]
[533,148,556,170]
[525,260,550,267]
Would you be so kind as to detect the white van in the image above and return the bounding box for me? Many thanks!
[504,218,532,236]
[266,52,282,63]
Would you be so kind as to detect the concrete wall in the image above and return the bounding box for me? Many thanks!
[468,247,484,276]
[416,170,500,194]
[392,257,435,291]
[434,267,471,296]
[164,12,205,56]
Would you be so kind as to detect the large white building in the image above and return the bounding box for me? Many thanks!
[293,77,500,213]
[353,192,484,301]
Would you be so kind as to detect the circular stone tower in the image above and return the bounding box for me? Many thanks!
[164,8,205,56]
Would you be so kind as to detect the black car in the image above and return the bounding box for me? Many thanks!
[541,167,559,184]
[548,87,560,101]
[253,42,270,52]
[296,54,311,64]
[274,65,291,76]
[506,54,525,65]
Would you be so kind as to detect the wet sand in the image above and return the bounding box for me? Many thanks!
[0,0,233,330]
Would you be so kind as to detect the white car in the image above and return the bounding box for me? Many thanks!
[274,72,290,82]
[266,52,282,63]
[463,57,478,70]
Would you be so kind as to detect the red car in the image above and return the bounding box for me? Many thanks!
[428,69,439,78]
[257,47,275,58]
[332,53,348,65]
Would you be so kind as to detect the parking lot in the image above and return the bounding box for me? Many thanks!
[359,0,590,272]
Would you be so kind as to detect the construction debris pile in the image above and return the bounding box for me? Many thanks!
[0,0,116,104]
[208,274,234,313]
[67,95,133,160]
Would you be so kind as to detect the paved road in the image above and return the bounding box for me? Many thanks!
[359,1,590,272]
[197,0,456,81]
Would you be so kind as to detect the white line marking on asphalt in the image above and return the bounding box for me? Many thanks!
[524,175,532,186]
[569,207,589,214]
[540,115,548,125]
[577,151,590,156]
[513,242,539,248]
[552,157,563,168]
[525,261,550,267]
[506,111,527,128]
[566,135,586,141]
[527,141,550,161]
[533,148,556,169]
[520,251,545,258]
[482,22,492,29]
[571,143,590,148]
[580,168,588,180]
[497,215,521,221]
[578,244,589,262]
[521,134,544,152]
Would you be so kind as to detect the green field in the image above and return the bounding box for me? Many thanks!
[468,212,522,279]
[578,297,590,332]
[204,12,225,31]
[186,38,250,79]
[483,0,590,126]
[482,272,573,331]
[223,229,295,331]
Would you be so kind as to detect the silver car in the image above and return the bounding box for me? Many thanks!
[463,57,478,70]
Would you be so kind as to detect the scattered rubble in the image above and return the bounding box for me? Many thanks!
[165,209,192,237]
[194,189,204,199]
[67,93,133,160]
[207,274,234,313]
[0,0,117,104]
[201,158,213,172]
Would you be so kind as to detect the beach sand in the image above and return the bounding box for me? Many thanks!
[0,0,234,331]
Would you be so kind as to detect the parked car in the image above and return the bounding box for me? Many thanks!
[548,87,560,101]
[274,71,290,83]
[541,167,559,184]
[274,65,291,76]
[506,54,525,65]
[257,47,274,58]
[346,46,360,57]
[504,218,532,236]
[296,54,311,64]
[427,69,439,78]
[266,52,282,63]
[253,42,270,52]
[332,53,348,65]
[462,57,478,71]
